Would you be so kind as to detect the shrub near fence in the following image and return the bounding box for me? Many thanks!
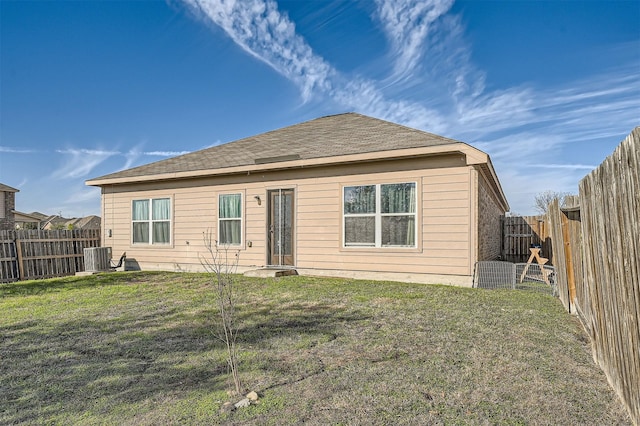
[0,229,101,283]
[548,127,639,425]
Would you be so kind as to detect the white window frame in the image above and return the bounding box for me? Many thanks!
[131,197,172,245]
[343,182,417,248]
[218,193,243,247]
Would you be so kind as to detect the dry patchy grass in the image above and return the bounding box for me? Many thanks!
[0,272,631,425]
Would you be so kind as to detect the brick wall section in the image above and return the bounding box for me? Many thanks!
[477,174,504,260]
[0,191,16,231]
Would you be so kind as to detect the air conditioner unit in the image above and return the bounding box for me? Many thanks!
[84,247,112,272]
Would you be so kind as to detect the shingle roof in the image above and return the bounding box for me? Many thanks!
[71,215,101,229]
[0,183,19,192]
[90,113,460,182]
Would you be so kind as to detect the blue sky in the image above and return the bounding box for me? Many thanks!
[1,0,639,217]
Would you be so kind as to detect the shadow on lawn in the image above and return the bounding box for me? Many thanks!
[0,272,164,299]
[1,298,365,424]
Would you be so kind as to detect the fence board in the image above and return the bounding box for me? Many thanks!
[0,237,18,283]
[542,129,639,423]
[0,229,101,283]
[576,128,640,425]
[547,200,571,311]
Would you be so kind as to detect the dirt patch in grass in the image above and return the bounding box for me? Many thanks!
[0,272,631,425]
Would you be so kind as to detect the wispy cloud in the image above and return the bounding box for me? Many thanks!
[473,132,565,162]
[529,67,640,140]
[121,148,142,172]
[181,0,448,130]
[51,146,188,180]
[56,148,120,156]
[454,87,535,137]
[46,185,102,217]
[179,0,640,214]
[55,147,188,157]
[143,150,191,156]
[182,0,333,102]
[64,186,101,204]
[533,164,597,170]
[471,64,639,213]
[0,146,39,154]
[201,139,224,149]
[52,148,118,179]
[178,0,523,135]
[497,167,583,215]
[117,147,191,172]
[373,0,454,80]
[333,77,447,133]
[179,0,639,139]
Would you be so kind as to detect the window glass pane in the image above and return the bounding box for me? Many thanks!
[344,185,376,214]
[382,216,415,246]
[220,194,242,218]
[152,198,170,220]
[133,222,149,243]
[132,200,149,221]
[219,220,241,245]
[381,183,416,214]
[153,222,170,244]
[345,216,375,246]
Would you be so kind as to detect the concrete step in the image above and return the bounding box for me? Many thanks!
[244,268,298,278]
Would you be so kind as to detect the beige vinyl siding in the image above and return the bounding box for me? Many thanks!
[422,168,471,275]
[296,182,341,262]
[293,165,471,276]
[99,158,474,276]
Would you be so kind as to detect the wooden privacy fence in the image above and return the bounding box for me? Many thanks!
[502,215,551,263]
[0,229,101,283]
[548,128,639,425]
[546,196,583,313]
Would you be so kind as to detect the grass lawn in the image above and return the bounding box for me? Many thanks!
[0,272,630,425]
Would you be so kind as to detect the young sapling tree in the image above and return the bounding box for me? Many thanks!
[201,231,243,396]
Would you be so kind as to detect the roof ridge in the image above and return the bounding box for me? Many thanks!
[87,113,468,183]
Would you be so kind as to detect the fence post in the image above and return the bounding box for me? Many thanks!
[15,239,25,281]
[560,213,577,312]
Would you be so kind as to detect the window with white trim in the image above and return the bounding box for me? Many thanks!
[132,198,171,244]
[218,193,242,245]
[343,182,416,248]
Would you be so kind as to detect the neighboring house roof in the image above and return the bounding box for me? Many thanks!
[0,183,19,193]
[15,212,100,229]
[86,112,509,210]
[28,212,49,221]
[69,215,101,229]
[14,211,43,223]
[42,215,70,229]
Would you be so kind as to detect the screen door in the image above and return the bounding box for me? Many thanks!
[267,189,295,266]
